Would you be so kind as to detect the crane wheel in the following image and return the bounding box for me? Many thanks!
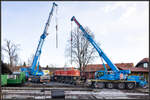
[94,82,98,88]
[95,82,105,89]
[106,83,114,89]
[126,82,135,89]
[117,83,125,89]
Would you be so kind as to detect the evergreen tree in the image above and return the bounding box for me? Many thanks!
[23,62,26,66]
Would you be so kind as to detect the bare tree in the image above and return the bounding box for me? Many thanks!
[1,60,12,74]
[49,64,57,68]
[27,53,34,66]
[65,27,97,74]
[1,51,4,62]
[2,39,20,67]
[23,62,27,66]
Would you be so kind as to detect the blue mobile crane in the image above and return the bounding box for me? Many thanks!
[21,2,58,82]
[71,16,147,89]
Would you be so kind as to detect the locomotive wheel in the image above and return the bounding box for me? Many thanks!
[95,82,105,89]
[64,80,67,83]
[60,78,63,83]
[70,81,72,84]
[72,81,75,84]
[118,83,125,89]
[58,79,61,82]
[126,82,135,89]
[62,80,64,83]
[106,83,114,89]
[73,82,76,85]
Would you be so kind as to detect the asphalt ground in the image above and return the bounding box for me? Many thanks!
[1,81,149,99]
[1,88,149,99]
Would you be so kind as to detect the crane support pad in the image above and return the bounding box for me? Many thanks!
[51,89,65,99]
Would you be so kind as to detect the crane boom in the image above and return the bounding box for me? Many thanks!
[71,16,120,73]
[21,2,58,80]
[31,2,58,75]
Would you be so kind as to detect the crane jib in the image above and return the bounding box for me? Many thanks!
[71,16,80,27]
[71,16,120,73]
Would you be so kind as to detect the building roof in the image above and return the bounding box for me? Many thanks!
[139,58,149,63]
[12,65,76,72]
[83,63,148,73]
[135,58,149,67]
[118,66,149,72]
[12,65,43,71]
[83,63,133,72]
[11,66,30,71]
[42,67,76,71]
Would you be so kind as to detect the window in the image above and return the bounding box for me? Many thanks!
[143,63,148,68]
[96,72,104,78]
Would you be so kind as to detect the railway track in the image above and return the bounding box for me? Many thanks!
[2,86,148,93]
[2,86,93,91]
[1,88,98,100]
[3,81,148,93]
[6,81,84,86]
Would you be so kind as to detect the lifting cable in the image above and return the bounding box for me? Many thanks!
[71,21,73,65]
[55,5,58,48]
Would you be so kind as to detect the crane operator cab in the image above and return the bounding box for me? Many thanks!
[95,71,105,79]
[95,70,117,80]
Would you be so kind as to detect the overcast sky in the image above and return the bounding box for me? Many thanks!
[2,1,149,68]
